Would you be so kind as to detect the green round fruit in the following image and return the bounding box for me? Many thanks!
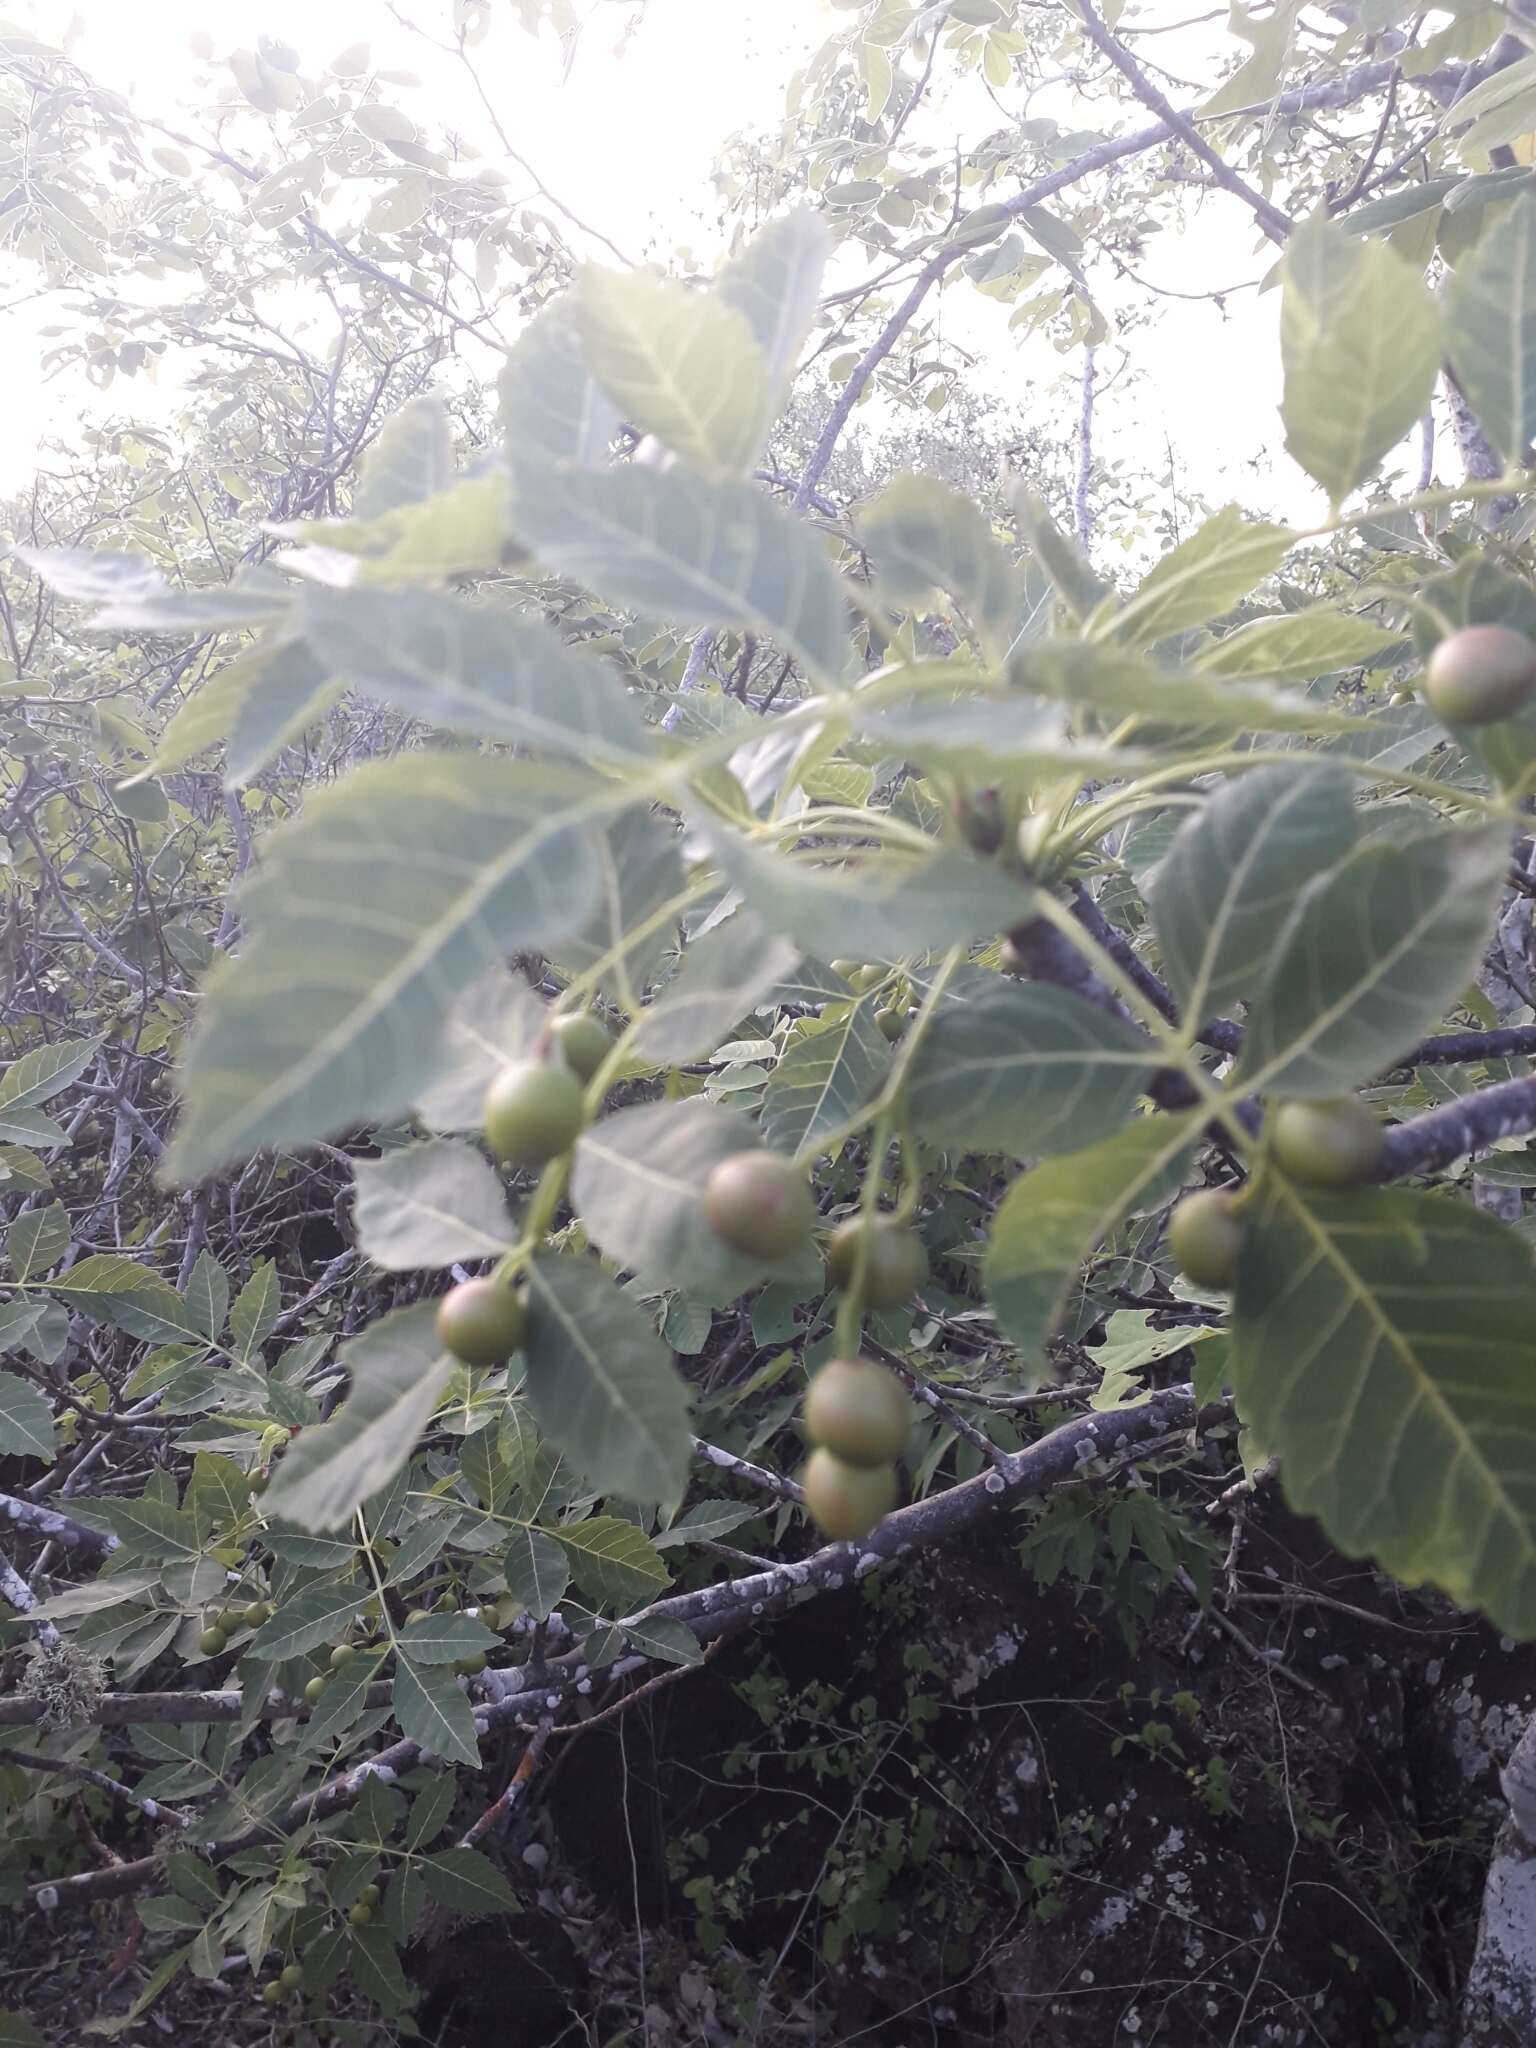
[304,1676,327,1704]
[436,1278,527,1367]
[1270,1096,1384,1188]
[1423,624,1536,727]
[703,1152,816,1259]
[482,1058,584,1169]
[436,1590,459,1612]
[358,1884,381,1909]
[802,1449,898,1542]
[1388,688,1416,707]
[244,1601,272,1627]
[280,1964,304,1990]
[347,1902,373,1928]
[1168,1190,1245,1291]
[849,965,885,993]
[248,1470,269,1495]
[830,959,861,982]
[404,1608,431,1628]
[804,1358,911,1467]
[824,1218,928,1309]
[875,1006,904,1042]
[454,1652,487,1677]
[262,1979,285,2006]
[198,1626,227,1657]
[551,1010,613,1082]
[330,1643,356,1670]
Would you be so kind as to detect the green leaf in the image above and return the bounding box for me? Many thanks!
[0,1036,102,1114]
[504,1526,570,1618]
[352,1139,513,1270]
[19,548,291,632]
[347,1922,410,2014]
[1444,192,1536,469]
[848,688,1118,780]
[0,2013,48,2048]
[6,1199,68,1281]
[553,807,685,1007]
[397,1612,498,1665]
[858,475,1029,657]
[576,265,773,474]
[0,1105,66,1149]
[352,394,453,516]
[1448,50,1536,154]
[499,299,622,470]
[155,640,340,787]
[48,1255,195,1343]
[573,1098,818,1304]
[0,1372,54,1461]
[1008,487,1112,619]
[1280,212,1441,505]
[555,1516,670,1608]
[169,753,601,1179]
[247,1587,363,1660]
[655,1499,757,1548]
[229,1260,280,1363]
[511,462,848,685]
[0,1146,51,1194]
[905,980,1154,1159]
[714,208,829,388]
[419,1846,516,1916]
[1111,507,1295,646]
[523,1255,692,1503]
[1195,610,1402,680]
[393,1658,480,1767]
[413,967,545,1135]
[620,1614,703,1665]
[264,1304,452,1531]
[183,1250,230,1342]
[761,1002,890,1156]
[303,588,652,764]
[985,1117,1200,1369]
[1232,1181,1536,1635]
[1148,763,1359,1026]
[631,911,801,1064]
[1238,825,1507,1094]
[1013,642,1359,735]
[703,822,1037,959]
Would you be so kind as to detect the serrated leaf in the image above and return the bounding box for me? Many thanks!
[576,266,773,473]
[1280,212,1441,505]
[654,1499,757,1547]
[504,1526,569,1618]
[393,1658,479,1767]
[524,1255,692,1503]
[858,475,1028,658]
[985,1117,1200,1370]
[155,639,339,785]
[247,1586,363,1660]
[499,299,622,470]
[414,967,545,1133]
[347,1921,411,2013]
[0,1105,66,1148]
[0,1145,51,1194]
[303,587,652,763]
[1195,611,1401,680]
[905,980,1154,1159]
[420,1846,516,1916]
[573,1098,818,1305]
[183,1250,230,1341]
[169,752,601,1180]
[631,911,800,1064]
[264,1303,452,1531]
[1149,763,1359,1026]
[397,1612,498,1664]
[0,1372,54,1461]
[229,1260,280,1363]
[1111,507,1295,646]
[555,1515,670,1608]
[48,1254,195,1342]
[621,1614,703,1665]
[353,1139,513,1270]
[6,1200,68,1281]
[1238,825,1507,1094]
[0,1037,102,1114]
[714,208,829,387]
[1232,1181,1536,1635]
[1444,192,1536,469]
[703,821,1037,959]
[761,1001,890,1156]
[511,462,848,684]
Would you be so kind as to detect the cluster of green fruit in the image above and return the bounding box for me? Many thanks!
[1168,1096,1384,1290]
[434,1011,614,1367]
[831,958,909,1041]
[702,1149,924,1542]
[259,1884,383,2003]
[196,1599,272,1657]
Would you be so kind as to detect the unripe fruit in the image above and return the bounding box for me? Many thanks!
[347,1902,373,1927]
[876,1006,904,1042]
[436,1278,527,1367]
[358,1884,381,1909]
[551,1010,613,1082]
[304,1676,327,1704]
[330,1643,356,1670]
[249,1470,269,1495]
[1423,624,1536,727]
[454,1652,487,1677]
[849,966,885,993]
[436,1590,459,1612]
[1270,1095,1384,1188]
[483,1058,584,1169]
[825,1218,928,1309]
[244,1601,272,1627]
[802,1449,898,1542]
[830,959,860,982]
[804,1358,911,1467]
[404,1608,432,1628]
[262,1980,285,2006]
[217,1605,243,1633]
[1168,1190,1244,1291]
[198,1627,227,1657]
[280,1964,304,1990]
[703,1152,816,1259]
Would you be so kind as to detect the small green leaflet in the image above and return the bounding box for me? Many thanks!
[505,1526,570,1618]
[761,1000,890,1157]
[247,1587,364,1661]
[352,1139,513,1270]
[0,1373,54,1462]
[631,911,800,1065]
[1110,507,1295,647]
[1444,193,1536,471]
[393,1657,480,1767]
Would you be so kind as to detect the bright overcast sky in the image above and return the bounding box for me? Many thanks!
[5,1,1343,529]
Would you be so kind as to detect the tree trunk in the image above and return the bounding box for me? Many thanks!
[1459,1716,1536,2044]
